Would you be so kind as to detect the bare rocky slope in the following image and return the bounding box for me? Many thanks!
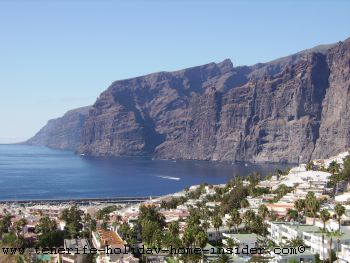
[26,106,91,150]
[27,38,350,163]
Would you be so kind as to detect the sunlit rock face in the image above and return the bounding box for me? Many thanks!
[29,38,350,163]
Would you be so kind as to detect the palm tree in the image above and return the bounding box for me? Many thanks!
[319,209,330,231]
[227,218,234,234]
[217,253,231,263]
[195,230,207,263]
[240,198,250,209]
[306,192,320,225]
[326,230,337,262]
[202,220,210,232]
[287,209,298,222]
[212,215,223,245]
[306,162,314,171]
[229,209,241,233]
[294,199,305,225]
[13,218,27,237]
[243,210,256,232]
[335,203,346,231]
[258,204,269,219]
[169,221,179,237]
[287,236,305,247]
[318,228,326,263]
[225,237,238,248]
[333,230,343,263]
[328,161,340,176]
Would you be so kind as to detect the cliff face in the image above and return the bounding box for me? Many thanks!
[26,106,91,150]
[29,38,350,163]
[311,40,350,159]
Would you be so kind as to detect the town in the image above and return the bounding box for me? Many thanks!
[1,151,350,263]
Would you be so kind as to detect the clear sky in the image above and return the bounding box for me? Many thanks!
[0,0,349,143]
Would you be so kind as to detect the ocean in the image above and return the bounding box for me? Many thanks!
[0,144,290,200]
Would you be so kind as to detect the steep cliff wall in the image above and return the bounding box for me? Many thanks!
[28,38,350,163]
[26,106,91,150]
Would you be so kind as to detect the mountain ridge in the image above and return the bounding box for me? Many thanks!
[26,38,350,163]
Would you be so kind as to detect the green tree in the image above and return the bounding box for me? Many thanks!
[60,205,83,238]
[258,204,269,219]
[0,213,12,237]
[225,237,238,248]
[287,209,298,222]
[319,209,330,230]
[342,155,350,180]
[212,215,223,245]
[82,213,96,239]
[35,216,57,234]
[119,222,134,244]
[168,221,179,237]
[326,230,337,262]
[13,218,27,237]
[294,199,305,225]
[37,229,65,248]
[328,161,340,176]
[243,210,256,232]
[306,162,314,171]
[195,230,207,262]
[229,209,241,233]
[305,192,320,225]
[251,215,267,236]
[202,220,210,232]
[138,205,166,229]
[287,236,305,247]
[35,214,64,248]
[240,199,250,209]
[335,203,346,231]
[217,253,231,263]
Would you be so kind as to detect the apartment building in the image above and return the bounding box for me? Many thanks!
[61,239,91,263]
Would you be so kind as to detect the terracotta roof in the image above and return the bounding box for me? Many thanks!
[95,228,126,247]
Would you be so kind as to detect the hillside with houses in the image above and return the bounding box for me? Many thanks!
[2,151,350,263]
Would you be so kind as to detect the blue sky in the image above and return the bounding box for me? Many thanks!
[0,0,349,143]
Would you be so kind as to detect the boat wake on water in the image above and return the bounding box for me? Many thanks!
[155,175,181,181]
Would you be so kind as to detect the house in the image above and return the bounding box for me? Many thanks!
[337,244,350,263]
[267,221,319,245]
[265,203,294,217]
[246,196,263,208]
[92,228,127,251]
[161,208,190,223]
[335,192,350,203]
[61,239,91,263]
[268,248,315,263]
[222,233,257,253]
[206,227,230,242]
[92,228,138,263]
[302,230,350,260]
[96,253,139,263]
[27,205,68,219]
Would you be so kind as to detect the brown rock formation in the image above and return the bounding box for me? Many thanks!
[28,38,350,163]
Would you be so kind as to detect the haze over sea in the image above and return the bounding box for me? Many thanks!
[0,144,290,201]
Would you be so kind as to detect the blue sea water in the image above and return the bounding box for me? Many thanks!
[0,144,290,200]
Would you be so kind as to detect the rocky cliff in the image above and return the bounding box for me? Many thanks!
[28,38,350,163]
[26,106,91,150]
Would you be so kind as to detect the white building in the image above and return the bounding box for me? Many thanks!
[303,229,350,260]
[337,244,350,263]
[61,239,91,263]
[246,196,263,208]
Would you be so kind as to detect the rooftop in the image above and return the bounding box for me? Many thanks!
[64,239,90,252]
[95,228,126,247]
